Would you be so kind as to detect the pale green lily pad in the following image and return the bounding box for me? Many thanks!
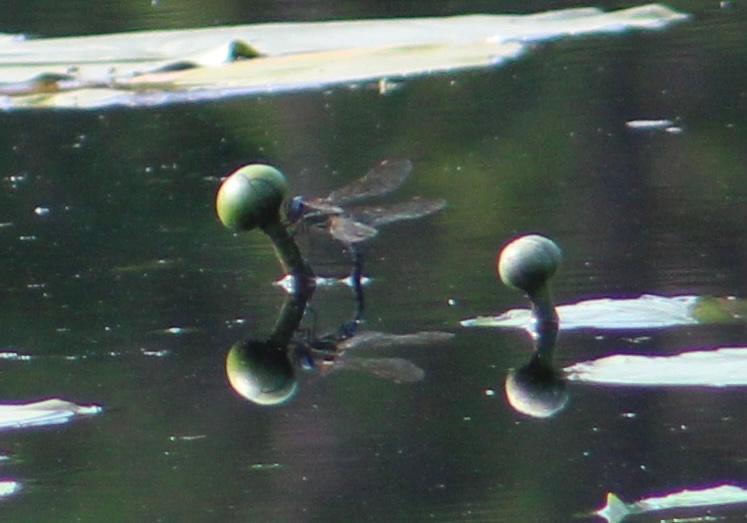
[565,347,747,387]
[0,398,101,430]
[0,481,21,499]
[461,295,746,331]
[0,4,688,109]
[596,484,747,523]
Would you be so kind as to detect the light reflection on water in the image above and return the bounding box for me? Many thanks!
[1,2,747,521]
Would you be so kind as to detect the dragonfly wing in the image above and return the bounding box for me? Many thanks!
[351,197,447,227]
[328,216,378,244]
[302,199,345,216]
[337,357,425,383]
[337,330,454,351]
[337,331,384,351]
[326,159,413,206]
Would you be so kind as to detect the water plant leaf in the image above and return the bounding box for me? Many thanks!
[0,398,101,430]
[0,481,21,498]
[565,347,747,387]
[595,484,747,523]
[0,4,688,109]
[461,294,744,331]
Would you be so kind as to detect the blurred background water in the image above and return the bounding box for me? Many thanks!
[1,1,747,521]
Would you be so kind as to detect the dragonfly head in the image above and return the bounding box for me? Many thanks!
[285,195,306,224]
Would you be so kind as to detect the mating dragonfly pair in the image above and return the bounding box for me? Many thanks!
[284,159,447,244]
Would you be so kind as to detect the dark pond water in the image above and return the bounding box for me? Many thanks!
[2,1,747,521]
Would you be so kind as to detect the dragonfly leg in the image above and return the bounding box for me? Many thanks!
[348,244,366,323]
[303,306,319,340]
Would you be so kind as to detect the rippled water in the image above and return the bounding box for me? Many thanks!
[2,1,747,521]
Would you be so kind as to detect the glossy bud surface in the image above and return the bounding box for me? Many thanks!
[498,234,562,293]
[216,164,288,231]
[226,340,297,406]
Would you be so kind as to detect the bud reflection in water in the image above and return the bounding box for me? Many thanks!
[225,260,453,407]
[492,233,747,417]
[496,235,568,418]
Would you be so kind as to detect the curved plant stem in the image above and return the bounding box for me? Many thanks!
[527,283,559,365]
[268,287,313,348]
[262,219,315,292]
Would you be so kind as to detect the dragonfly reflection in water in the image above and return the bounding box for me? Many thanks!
[294,265,454,384]
[226,259,454,406]
[285,159,447,245]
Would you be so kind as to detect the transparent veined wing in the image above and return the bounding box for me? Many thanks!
[337,330,454,351]
[335,357,425,383]
[351,197,447,228]
[326,159,413,206]
[299,199,345,216]
[328,215,379,244]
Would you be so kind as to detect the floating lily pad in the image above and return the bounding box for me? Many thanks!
[0,398,101,430]
[0,4,688,109]
[565,347,747,387]
[0,481,21,499]
[596,484,747,523]
[461,294,745,331]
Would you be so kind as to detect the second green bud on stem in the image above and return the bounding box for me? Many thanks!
[497,234,562,362]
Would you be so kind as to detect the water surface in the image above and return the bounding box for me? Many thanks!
[2,1,747,521]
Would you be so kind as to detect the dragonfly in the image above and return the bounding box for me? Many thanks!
[285,159,447,244]
[294,329,454,383]
[292,267,454,383]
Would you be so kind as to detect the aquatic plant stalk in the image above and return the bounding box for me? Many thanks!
[527,283,558,364]
[262,219,315,291]
[267,285,313,348]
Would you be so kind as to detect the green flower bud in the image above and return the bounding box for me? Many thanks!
[216,164,288,231]
[497,235,562,293]
[226,340,297,406]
